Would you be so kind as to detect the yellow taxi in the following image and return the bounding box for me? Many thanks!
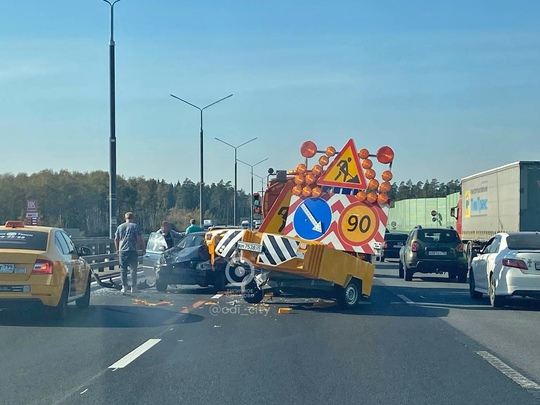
[0,221,92,319]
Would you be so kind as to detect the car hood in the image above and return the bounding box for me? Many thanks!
[161,245,202,265]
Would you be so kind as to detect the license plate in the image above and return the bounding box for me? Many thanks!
[428,251,447,256]
[0,264,14,273]
[237,242,263,253]
[536,262,540,271]
[0,285,30,292]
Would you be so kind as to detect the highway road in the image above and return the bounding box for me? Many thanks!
[1,262,540,405]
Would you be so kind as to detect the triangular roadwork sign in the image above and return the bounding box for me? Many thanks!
[259,181,294,235]
[317,139,368,190]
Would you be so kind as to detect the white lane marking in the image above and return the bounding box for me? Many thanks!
[108,339,161,369]
[477,351,540,390]
[211,293,223,300]
[397,294,414,304]
[80,389,88,395]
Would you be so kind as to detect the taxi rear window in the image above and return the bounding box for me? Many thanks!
[507,233,540,250]
[0,230,49,251]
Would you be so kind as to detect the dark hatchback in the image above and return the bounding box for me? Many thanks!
[151,232,226,292]
[380,232,408,261]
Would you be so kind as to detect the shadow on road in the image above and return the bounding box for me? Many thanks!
[0,304,204,328]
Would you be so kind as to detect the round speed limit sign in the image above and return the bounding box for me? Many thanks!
[337,202,379,246]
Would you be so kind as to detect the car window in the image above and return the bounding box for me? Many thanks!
[0,230,49,251]
[417,230,458,243]
[147,232,167,252]
[487,237,501,254]
[385,233,408,242]
[178,234,204,249]
[481,238,495,254]
[507,233,540,250]
[60,231,77,254]
[55,232,70,255]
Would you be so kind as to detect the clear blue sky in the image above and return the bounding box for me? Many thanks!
[1,0,539,193]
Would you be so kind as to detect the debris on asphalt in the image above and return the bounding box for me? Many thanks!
[278,308,292,314]
[132,298,173,307]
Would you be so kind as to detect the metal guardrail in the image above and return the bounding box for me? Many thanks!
[72,237,145,273]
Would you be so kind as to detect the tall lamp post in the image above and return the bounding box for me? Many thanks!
[253,173,266,195]
[237,158,268,230]
[102,0,122,239]
[170,93,233,227]
[214,137,257,226]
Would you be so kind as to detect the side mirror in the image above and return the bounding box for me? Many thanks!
[78,246,93,256]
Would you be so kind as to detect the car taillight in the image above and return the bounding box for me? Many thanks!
[32,260,54,274]
[383,242,387,249]
[457,243,464,252]
[411,242,419,252]
[502,258,528,270]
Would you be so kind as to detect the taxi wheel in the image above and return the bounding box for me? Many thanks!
[489,274,505,308]
[53,282,69,320]
[76,276,91,309]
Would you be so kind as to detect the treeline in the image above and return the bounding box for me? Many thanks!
[389,179,461,202]
[0,170,461,236]
[0,170,251,236]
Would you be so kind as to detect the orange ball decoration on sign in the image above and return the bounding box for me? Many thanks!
[356,191,367,202]
[382,170,393,181]
[325,146,336,157]
[319,155,329,166]
[367,191,378,203]
[358,148,370,159]
[365,169,376,180]
[361,159,373,170]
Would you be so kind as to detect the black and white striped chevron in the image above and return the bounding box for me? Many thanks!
[258,234,303,266]
[215,230,245,259]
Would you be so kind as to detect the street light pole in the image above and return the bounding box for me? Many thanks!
[170,93,233,227]
[214,137,257,226]
[237,158,268,230]
[102,0,122,239]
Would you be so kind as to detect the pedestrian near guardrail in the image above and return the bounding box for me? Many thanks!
[114,212,146,294]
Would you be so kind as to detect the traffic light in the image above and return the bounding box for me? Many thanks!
[431,210,438,222]
[253,193,261,214]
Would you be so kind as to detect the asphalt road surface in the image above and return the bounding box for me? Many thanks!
[1,262,540,405]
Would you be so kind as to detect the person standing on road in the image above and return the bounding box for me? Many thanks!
[114,212,146,294]
[185,218,203,234]
[156,221,184,249]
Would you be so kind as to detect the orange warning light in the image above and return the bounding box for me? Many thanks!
[377,193,389,205]
[358,148,370,159]
[305,173,317,185]
[311,164,323,176]
[365,169,376,180]
[368,179,379,190]
[361,159,373,170]
[376,146,394,164]
[292,185,303,196]
[300,141,318,158]
[312,187,322,197]
[302,186,312,198]
[325,146,336,157]
[296,163,307,174]
[294,174,305,186]
[356,191,367,202]
[382,170,393,181]
[380,181,392,193]
[319,155,329,166]
[367,191,378,204]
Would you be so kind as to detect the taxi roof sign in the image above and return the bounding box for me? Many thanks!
[317,139,367,190]
[5,220,25,228]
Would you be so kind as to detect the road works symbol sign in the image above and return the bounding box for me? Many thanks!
[259,182,293,235]
[317,139,368,190]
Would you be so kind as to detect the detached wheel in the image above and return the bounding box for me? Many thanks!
[76,275,91,309]
[398,261,404,279]
[155,278,168,292]
[53,281,69,320]
[243,279,263,304]
[489,274,505,308]
[469,270,482,299]
[336,279,361,309]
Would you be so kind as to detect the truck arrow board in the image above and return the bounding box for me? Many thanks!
[293,197,332,241]
[300,203,322,233]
